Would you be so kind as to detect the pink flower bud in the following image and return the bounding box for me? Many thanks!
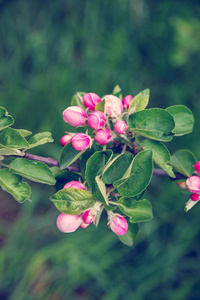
[82,209,97,224]
[60,134,72,146]
[94,128,112,145]
[190,193,200,201]
[186,176,200,193]
[87,111,106,130]
[194,161,200,174]
[63,106,87,127]
[104,95,123,118]
[80,221,90,228]
[56,213,83,233]
[114,120,128,134]
[64,180,85,190]
[71,133,92,151]
[83,93,101,110]
[122,95,133,109]
[108,212,128,236]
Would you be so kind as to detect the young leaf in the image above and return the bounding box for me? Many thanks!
[17,129,32,137]
[59,142,84,169]
[170,149,196,177]
[0,147,23,156]
[0,127,29,149]
[85,150,113,203]
[113,150,153,197]
[112,85,122,99]
[0,107,14,131]
[117,198,153,223]
[9,158,56,185]
[102,151,133,184]
[80,148,95,180]
[28,132,54,148]
[128,89,150,114]
[118,223,140,247]
[0,169,31,203]
[95,175,109,205]
[70,92,85,108]
[50,188,95,214]
[128,108,175,142]
[166,105,194,136]
[141,139,175,178]
[95,99,105,112]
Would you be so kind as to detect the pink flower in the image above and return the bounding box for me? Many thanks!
[82,209,97,224]
[107,212,128,236]
[186,176,200,193]
[64,180,85,190]
[114,120,128,134]
[80,221,90,229]
[56,213,83,233]
[71,133,92,151]
[60,134,72,146]
[87,111,106,130]
[122,95,133,109]
[94,128,112,145]
[83,93,101,110]
[194,161,200,175]
[63,106,87,127]
[104,95,123,118]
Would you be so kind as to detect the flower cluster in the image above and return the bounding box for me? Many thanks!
[60,92,131,150]
[56,180,128,236]
[185,161,200,211]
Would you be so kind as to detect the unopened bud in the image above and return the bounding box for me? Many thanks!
[80,221,90,229]
[64,180,85,190]
[190,193,200,201]
[83,93,101,110]
[114,120,128,134]
[71,133,92,151]
[56,213,83,233]
[88,111,106,130]
[63,106,87,127]
[82,208,97,224]
[186,176,200,193]
[60,134,72,146]
[107,212,128,236]
[104,95,123,118]
[194,161,200,175]
[94,128,112,145]
[122,95,133,109]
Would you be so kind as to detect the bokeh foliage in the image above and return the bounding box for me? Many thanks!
[0,0,200,299]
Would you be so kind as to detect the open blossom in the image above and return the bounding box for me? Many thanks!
[60,134,72,146]
[114,120,128,134]
[71,133,92,151]
[107,212,128,236]
[63,106,87,127]
[122,95,133,109]
[56,213,83,233]
[83,93,101,110]
[104,95,123,118]
[95,128,112,145]
[186,176,200,193]
[88,111,106,130]
[64,180,85,190]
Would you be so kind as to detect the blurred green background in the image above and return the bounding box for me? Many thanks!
[1,0,200,299]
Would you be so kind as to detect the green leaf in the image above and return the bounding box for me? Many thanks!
[0,169,31,203]
[0,107,14,131]
[128,108,175,142]
[95,99,105,112]
[28,132,54,148]
[0,127,29,149]
[9,158,56,185]
[118,223,140,247]
[50,188,95,214]
[102,151,133,184]
[0,147,24,156]
[170,149,196,177]
[166,105,194,136]
[60,142,84,170]
[70,92,85,108]
[117,198,153,223]
[85,150,113,203]
[113,150,153,197]
[95,175,109,205]
[128,89,150,114]
[112,85,122,98]
[80,148,95,180]
[17,129,32,137]
[141,139,175,178]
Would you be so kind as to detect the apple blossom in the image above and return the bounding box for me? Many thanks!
[71,133,92,151]
[94,128,112,145]
[83,93,101,110]
[114,120,128,134]
[104,95,123,118]
[60,134,72,146]
[186,176,200,193]
[194,161,200,175]
[63,106,87,127]
[64,180,85,190]
[87,111,106,130]
[122,95,133,109]
[107,212,128,236]
[56,213,83,233]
